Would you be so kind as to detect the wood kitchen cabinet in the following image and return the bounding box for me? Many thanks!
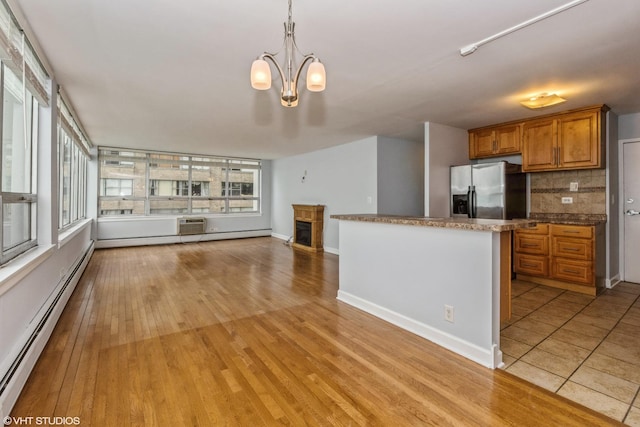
[514,224,549,277]
[514,223,605,295]
[469,123,521,159]
[521,106,607,172]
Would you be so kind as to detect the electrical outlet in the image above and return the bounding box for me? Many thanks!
[570,182,579,192]
[561,197,573,204]
[444,305,454,323]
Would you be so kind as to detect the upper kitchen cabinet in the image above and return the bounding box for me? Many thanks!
[469,123,521,159]
[522,105,608,172]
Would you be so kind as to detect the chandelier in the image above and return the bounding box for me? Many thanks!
[250,0,326,107]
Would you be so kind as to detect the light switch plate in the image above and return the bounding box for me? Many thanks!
[570,182,579,192]
[562,197,573,204]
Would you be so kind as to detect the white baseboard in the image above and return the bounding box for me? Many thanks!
[271,233,339,255]
[96,229,272,248]
[324,246,339,255]
[606,274,621,289]
[337,290,497,369]
[271,232,291,241]
[1,242,94,420]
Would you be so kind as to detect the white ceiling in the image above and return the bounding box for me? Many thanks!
[10,0,640,159]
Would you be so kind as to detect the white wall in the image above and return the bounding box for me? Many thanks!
[337,220,502,368]
[377,136,424,216]
[606,111,620,285]
[0,82,94,417]
[424,122,468,217]
[271,137,378,253]
[619,112,640,140]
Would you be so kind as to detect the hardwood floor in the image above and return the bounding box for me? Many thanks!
[11,237,619,426]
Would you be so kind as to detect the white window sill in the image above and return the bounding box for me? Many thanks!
[58,218,93,248]
[0,244,56,298]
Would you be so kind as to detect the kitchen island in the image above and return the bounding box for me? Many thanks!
[330,214,535,369]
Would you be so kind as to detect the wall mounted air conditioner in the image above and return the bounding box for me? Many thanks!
[177,217,206,235]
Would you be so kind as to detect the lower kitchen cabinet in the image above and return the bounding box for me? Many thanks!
[514,223,605,295]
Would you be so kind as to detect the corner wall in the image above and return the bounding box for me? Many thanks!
[424,122,468,217]
[271,137,378,253]
[377,137,424,216]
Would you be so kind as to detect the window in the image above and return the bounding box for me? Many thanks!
[150,180,209,197]
[98,150,147,216]
[99,209,133,216]
[0,1,53,263]
[222,182,254,196]
[101,179,133,196]
[1,65,39,264]
[98,149,261,216]
[58,97,89,230]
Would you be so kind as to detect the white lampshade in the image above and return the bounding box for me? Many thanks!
[306,61,326,92]
[251,59,272,90]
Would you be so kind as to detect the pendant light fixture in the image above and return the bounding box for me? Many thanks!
[250,0,326,107]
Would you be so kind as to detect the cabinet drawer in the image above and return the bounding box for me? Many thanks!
[552,258,593,285]
[515,234,549,255]
[514,254,549,276]
[550,224,593,239]
[552,237,593,260]
[516,224,549,235]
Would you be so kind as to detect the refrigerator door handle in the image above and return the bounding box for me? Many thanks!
[467,186,477,218]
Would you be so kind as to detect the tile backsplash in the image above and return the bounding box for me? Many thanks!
[529,169,606,215]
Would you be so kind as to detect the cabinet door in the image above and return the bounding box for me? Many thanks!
[552,237,593,260]
[495,124,521,154]
[469,129,496,158]
[552,258,593,285]
[516,223,549,235]
[515,233,549,255]
[558,110,601,169]
[522,118,557,171]
[515,253,549,276]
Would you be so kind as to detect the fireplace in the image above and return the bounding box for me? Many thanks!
[295,221,312,247]
[292,204,324,252]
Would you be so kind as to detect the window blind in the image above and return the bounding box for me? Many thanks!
[58,96,91,155]
[0,0,49,106]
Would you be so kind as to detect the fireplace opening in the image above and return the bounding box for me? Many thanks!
[295,221,312,247]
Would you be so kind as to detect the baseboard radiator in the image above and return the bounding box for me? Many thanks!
[0,241,94,419]
[177,217,206,235]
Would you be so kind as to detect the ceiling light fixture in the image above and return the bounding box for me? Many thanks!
[250,0,326,107]
[520,93,567,109]
[459,0,589,57]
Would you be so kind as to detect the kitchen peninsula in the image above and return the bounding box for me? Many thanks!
[331,214,535,369]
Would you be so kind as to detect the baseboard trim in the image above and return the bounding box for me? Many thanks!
[606,274,621,289]
[271,232,290,241]
[96,229,272,248]
[337,290,496,369]
[1,241,94,420]
[324,247,339,255]
[271,233,339,255]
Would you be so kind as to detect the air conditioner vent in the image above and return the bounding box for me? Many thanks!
[177,217,206,235]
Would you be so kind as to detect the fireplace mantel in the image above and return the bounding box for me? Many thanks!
[292,204,324,252]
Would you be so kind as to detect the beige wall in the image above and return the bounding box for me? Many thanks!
[529,169,606,215]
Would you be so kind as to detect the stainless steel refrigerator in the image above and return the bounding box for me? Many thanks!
[450,161,526,219]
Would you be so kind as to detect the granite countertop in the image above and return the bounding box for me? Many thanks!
[330,214,536,232]
[528,213,607,226]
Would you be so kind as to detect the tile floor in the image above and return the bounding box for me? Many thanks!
[500,280,640,425]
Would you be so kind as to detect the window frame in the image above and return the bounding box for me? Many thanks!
[57,98,89,232]
[0,64,39,264]
[98,148,262,217]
